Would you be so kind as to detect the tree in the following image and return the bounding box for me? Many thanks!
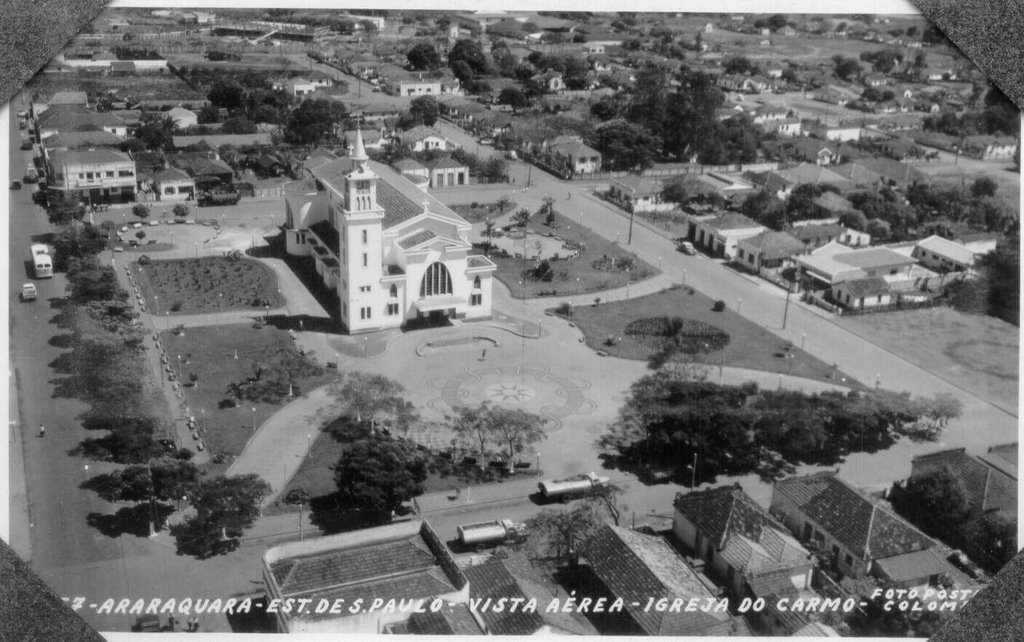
[480,404,547,471]
[526,502,605,563]
[723,56,758,75]
[220,116,257,134]
[971,176,999,199]
[197,103,220,124]
[84,458,199,534]
[588,483,626,526]
[840,209,869,232]
[132,204,150,219]
[660,178,688,206]
[896,467,971,535]
[333,373,411,431]
[208,80,245,111]
[832,55,862,81]
[135,110,175,151]
[54,226,109,271]
[407,42,441,70]
[741,189,786,229]
[334,438,427,514]
[284,98,347,145]
[404,95,439,127]
[967,511,1017,571]
[495,194,513,213]
[170,474,270,558]
[449,39,489,78]
[513,208,532,227]
[497,86,529,109]
[173,203,189,218]
[594,119,659,171]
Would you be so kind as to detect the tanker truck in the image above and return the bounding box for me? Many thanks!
[456,518,526,548]
[537,472,611,502]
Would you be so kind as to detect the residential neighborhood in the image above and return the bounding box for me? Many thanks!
[6,7,1019,638]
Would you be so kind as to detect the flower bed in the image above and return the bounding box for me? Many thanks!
[625,316,730,354]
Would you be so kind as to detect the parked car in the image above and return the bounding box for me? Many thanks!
[677,241,697,255]
[21,283,37,301]
[20,140,32,150]
[10,181,21,190]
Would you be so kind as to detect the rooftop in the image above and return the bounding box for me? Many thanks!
[774,471,934,561]
[912,446,1017,515]
[915,235,977,266]
[837,276,891,298]
[584,524,733,636]
[739,231,806,260]
[263,521,465,624]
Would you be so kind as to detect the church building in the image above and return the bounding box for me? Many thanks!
[282,132,495,333]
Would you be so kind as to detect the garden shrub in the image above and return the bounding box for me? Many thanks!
[712,300,726,312]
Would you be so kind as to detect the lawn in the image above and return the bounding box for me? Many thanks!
[450,201,517,223]
[136,256,285,315]
[483,210,659,299]
[269,417,537,516]
[564,285,858,385]
[837,306,1018,411]
[159,324,338,468]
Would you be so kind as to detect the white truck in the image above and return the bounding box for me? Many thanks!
[457,518,526,548]
[537,472,610,502]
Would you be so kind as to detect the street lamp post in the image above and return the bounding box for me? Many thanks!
[363,336,368,358]
[737,298,743,314]
[251,407,256,434]
[801,332,806,351]
[875,373,881,389]
[177,354,182,380]
[625,269,630,300]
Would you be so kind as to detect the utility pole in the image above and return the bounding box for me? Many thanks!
[782,286,792,329]
[627,209,635,245]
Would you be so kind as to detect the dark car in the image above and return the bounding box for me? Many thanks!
[20,140,33,150]
[10,181,20,190]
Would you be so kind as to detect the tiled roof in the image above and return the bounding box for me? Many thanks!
[916,235,976,266]
[611,174,663,196]
[272,537,437,595]
[407,604,481,634]
[739,231,806,260]
[398,229,436,249]
[393,158,426,172]
[463,559,546,635]
[981,443,1018,479]
[791,223,846,242]
[838,277,890,298]
[50,148,132,167]
[705,213,763,232]
[42,130,123,149]
[153,168,192,183]
[422,156,467,170]
[584,525,730,636]
[774,472,934,561]
[874,548,956,583]
[834,247,913,269]
[295,570,456,622]
[172,133,272,149]
[912,447,1017,514]
[37,105,125,131]
[832,162,884,185]
[774,164,854,189]
[398,125,444,144]
[675,486,775,549]
[814,191,854,212]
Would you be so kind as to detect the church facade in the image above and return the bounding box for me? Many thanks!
[282,132,496,333]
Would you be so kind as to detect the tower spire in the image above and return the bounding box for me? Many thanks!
[352,127,368,165]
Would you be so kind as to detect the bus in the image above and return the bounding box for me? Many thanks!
[30,244,53,278]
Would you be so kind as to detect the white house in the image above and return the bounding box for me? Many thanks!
[153,167,195,202]
[396,125,451,152]
[689,213,767,259]
[396,77,443,97]
[548,140,602,174]
[283,133,495,333]
[47,148,137,204]
[607,175,673,213]
[831,277,894,310]
[911,235,983,273]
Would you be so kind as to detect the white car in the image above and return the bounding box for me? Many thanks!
[132,222,143,229]
[148,220,159,226]
[120,225,128,232]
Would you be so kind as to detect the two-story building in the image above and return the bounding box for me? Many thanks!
[283,133,495,333]
[47,148,137,204]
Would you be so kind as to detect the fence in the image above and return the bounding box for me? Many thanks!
[836,297,949,316]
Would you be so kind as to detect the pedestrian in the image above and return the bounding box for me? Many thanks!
[298,319,304,331]
[38,424,45,438]
[481,348,488,361]
[512,177,516,184]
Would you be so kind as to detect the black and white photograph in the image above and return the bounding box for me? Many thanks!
[4,1,1020,638]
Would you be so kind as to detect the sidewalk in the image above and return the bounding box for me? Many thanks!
[225,383,340,504]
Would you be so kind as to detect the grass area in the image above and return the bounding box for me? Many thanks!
[137,256,285,315]
[564,285,859,385]
[159,324,338,467]
[837,306,1018,410]
[450,201,517,222]
[483,210,658,299]
[269,417,538,516]
[25,72,204,102]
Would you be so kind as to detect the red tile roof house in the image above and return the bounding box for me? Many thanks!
[262,520,468,634]
[401,552,597,635]
[689,213,767,259]
[770,472,962,592]
[673,486,822,636]
[735,231,808,274]
[583,524,751,636]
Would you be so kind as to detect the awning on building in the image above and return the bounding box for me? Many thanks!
[415,296,465,312]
